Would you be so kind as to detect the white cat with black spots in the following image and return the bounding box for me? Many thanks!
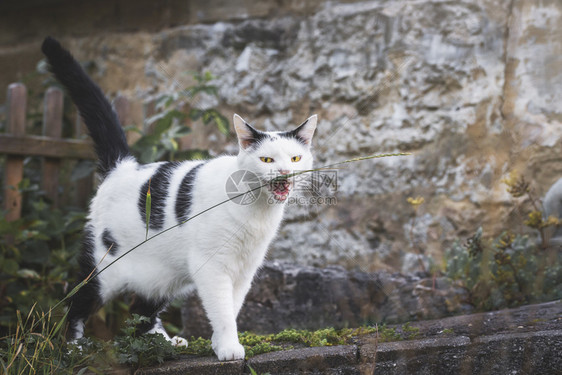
[42,37,316,361]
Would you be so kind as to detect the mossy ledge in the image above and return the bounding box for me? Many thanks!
[124,300,561,375]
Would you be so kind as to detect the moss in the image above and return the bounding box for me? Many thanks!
[182,336,214,357]
[401,322,420,340]
[139,323,423,361]
[377,325,403,342]
[244,342,285,358]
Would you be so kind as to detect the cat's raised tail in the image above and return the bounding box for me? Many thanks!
[41,36,131,178]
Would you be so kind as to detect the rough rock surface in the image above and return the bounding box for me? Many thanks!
[181,261,472,338]
[1,0,561,270]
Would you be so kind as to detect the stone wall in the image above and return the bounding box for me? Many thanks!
[1,0,561,271]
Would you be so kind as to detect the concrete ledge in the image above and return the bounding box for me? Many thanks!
[361,335,471,360]
[135,301,562,374]
[137,356,244,375]
[246,345,358,374]
[466,330,562,375]
[136,329,562,375]
[361,330,562,375]
[361,336,471,375]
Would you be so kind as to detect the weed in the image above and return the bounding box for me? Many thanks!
[446,171,562,310]
[401,322,420,340]
[182,336,214,357]
[113,315,179,368]
[377,325,403,342]
[0,305,107,374]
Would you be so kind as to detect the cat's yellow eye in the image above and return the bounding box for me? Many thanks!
[291,155,302,162]
[260,157,274,163]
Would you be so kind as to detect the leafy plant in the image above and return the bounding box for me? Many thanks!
[113,314,178,368]
[0,179,86,335]
[448,229,561,310]
[128,71,230,164]
[446,171,562,310]
[501,171,559,248]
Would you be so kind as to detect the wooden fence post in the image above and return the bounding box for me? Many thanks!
[3,83,27,221]
[41,87,64,207]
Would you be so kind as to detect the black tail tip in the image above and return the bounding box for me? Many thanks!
[41,36,64,58]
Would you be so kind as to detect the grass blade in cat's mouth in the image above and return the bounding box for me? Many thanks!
[268,177,292,202]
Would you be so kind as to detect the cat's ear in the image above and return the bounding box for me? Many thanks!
[290,115,317,147]
[233,114,267,150]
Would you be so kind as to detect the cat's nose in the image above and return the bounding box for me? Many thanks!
[278,169,290,175]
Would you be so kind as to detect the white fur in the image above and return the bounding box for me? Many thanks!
[78,114,317,360]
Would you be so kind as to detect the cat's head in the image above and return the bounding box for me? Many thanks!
[233,114,317,203]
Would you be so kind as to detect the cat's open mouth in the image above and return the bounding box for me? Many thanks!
[268,178,292,202]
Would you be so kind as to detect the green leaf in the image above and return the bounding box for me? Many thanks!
[155,94,174,110]
[214,113,230,135]
[204,71,214,82]
[172,126,191,137]
[123,125,143,134]
[202,109,213,125]
[139,146,159,164]
[153,115,174,136]
[71,160,96,181]
[145,180,152,240]
[189,108,203,121]
[50,309,69,337]
[16,269,40,279]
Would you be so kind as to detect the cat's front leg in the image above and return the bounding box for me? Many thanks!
[232,271,255,318]
[195,273,245,361]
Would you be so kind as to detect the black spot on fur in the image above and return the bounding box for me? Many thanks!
[175,163,205,225]
[101,229,118,256]
[138,162,179,231]
[41,37,131,178]
[279,119,309,146]
[245,122,270,148]
[130,295,168,335]
[66,225,102,340]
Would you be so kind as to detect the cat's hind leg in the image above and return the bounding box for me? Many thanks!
[130,295,188,347]
[67,226,103,342]
[66,278,102,341]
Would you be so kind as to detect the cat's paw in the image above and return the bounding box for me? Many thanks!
[171,336,188,347]
[213,341,245,361]
[66,341,83,354]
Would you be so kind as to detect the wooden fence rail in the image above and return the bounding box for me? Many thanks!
[1,83,131,221]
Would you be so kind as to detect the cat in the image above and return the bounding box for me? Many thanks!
[41,37,317,361]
